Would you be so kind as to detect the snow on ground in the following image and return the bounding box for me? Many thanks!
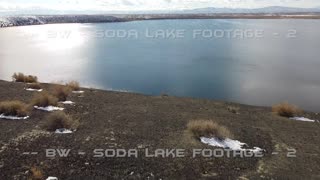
[25,88,43,92]
[59,101,74,105]
[0,114,29,120]
[290,117,316,122]
[55,128,73,134]
[34,106,64,112]
[72,90,84,94]
[200,137,263,153]
[0,17,9,23]
[46,177,58,180]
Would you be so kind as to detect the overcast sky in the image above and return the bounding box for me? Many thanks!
[1,0,320,13]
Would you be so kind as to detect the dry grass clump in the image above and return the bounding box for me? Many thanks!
[26,83,42,90]
[227,106,240,114]
[12,73,26,82]
[272,102,302,118]
[31,92,58,107]
[25,75,38,83]
[187,120,233,140]
[45,111,79,131]
[28,167,44,180]
[66,81,80,91]
[12,72,38,83]
[52,85,71,101]
[0,100,29,117]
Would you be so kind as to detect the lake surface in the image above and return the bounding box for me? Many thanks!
[0,19,320,111]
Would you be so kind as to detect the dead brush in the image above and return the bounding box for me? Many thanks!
[12,72,38,83]
[66,81,80,91]
[12,72,26,82]
[45,111,79,131]
[0,100,29,117]
[187,120,233,140]
[52,85,71,101]
[272,102,302,118]
[28,166,44,180]
[24,75,38,83]
[31,92,58,107]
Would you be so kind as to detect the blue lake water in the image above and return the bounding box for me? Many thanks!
[0,19,320,111]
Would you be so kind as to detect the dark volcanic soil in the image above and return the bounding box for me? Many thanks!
[0,80,319,179]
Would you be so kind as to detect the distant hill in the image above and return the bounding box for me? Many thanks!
[1,6,320,16]
[1,7,320,28]
[0,15,122,27]
[181,6,320,14]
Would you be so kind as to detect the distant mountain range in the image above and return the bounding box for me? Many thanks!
[1,6,320,16]
[181,6,320,14]
[2,11,320,28]
[1,6,320,27]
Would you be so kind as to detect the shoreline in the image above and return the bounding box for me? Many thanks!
[0,79,318,113]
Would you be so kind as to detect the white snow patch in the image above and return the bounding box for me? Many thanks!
[0,17,9,23]
[25,88,43,92]
[59,101,74,105]
[290,117,316,122]
[34,106,64,112]
[0,114,29,120]
[46,177,58,180]
[72,90,84,94]
[200,137,264,153]
[55,128,73,134]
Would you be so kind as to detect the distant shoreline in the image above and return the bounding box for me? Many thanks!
[1,13,320,28]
